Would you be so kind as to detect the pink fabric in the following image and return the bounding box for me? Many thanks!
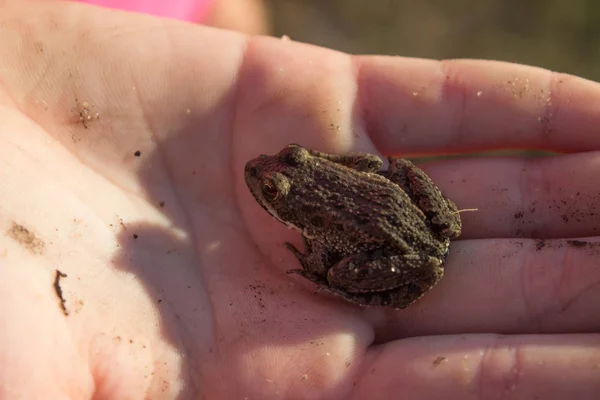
[78,0,216,22]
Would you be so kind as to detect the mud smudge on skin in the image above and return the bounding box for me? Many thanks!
[535,239,546,251]
[6,222,45,254]
[53,270,69,316]
[567,240,589,248]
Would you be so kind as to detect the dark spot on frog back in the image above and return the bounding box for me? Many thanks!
[300,204,319,215]
[310,215,325,227]
[354,214,370,225]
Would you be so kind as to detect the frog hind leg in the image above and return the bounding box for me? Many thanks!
[386,158,462,239]
[326,252,445,309]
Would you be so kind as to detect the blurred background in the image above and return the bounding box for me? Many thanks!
[262,0,600,82]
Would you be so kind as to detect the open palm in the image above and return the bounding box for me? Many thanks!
[1,2,599,399]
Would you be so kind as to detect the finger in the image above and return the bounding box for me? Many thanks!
[354,334,600,400]
[357,57,600,154]
[368,239,600,340]
[418,152,600,240]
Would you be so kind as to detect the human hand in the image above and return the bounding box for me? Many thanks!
[1,2,599,398]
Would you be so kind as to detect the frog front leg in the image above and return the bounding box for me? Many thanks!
[325,251,445,308]
[284,237,331,286]
[386,158,462,240]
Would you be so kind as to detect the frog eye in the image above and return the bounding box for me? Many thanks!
[262,180,279,202]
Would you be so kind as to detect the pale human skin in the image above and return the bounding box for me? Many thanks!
[1,1,600,399]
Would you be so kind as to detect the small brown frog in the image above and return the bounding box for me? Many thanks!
[244,144,461,308]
